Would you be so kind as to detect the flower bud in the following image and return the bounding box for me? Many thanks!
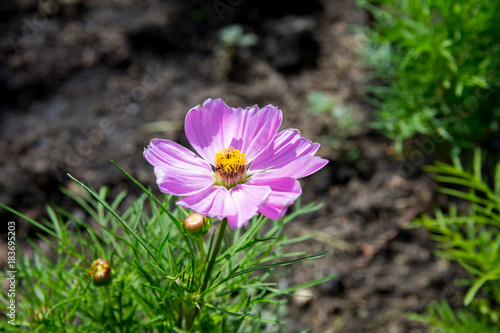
[33,306,49,323]
[89,258,112,286]
[175,276,199,293]
[184,213,211,238]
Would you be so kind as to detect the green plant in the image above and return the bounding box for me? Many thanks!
[218,24,258,50]
[410,149,500,329]
[358,0,500,152]
[306,90,360,153]
[409,300,500,333]
[0,162,333,332]
[216,24,258,77]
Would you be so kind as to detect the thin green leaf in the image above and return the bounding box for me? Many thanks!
[142,283,178,299]
[264,273,337,299]
[217,251,329,287]
[67,174,159,265]
[46,296,86,316]
[203,302,246,318]
[464,274,490,306]
[473,148,483,183]
[0,203,59,239]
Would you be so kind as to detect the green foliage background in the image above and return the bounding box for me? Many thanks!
[410,149,500,331]
[0,164,332,332]
[358,0,500,150]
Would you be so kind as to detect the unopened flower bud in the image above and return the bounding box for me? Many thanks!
[33,306,50,323]
[184,213,211,238]
[89,258,112,286]
[175,276,199,293]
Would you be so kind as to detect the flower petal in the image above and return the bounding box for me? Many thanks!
[185,98,282,164]
[250,129,321,173]
[248,177,302,220]
[144,139,214,196]
[177,186,237,219]
[254,155,329,179]
[226,184,271,229]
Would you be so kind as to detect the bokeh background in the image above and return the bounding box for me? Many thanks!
[2,0,499,332]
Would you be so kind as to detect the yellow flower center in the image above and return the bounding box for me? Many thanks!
[215,147,247,173]
[214,146,248,188]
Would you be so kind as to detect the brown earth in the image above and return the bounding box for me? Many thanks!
[0,1,465,332]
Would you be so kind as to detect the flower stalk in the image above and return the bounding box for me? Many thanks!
[183,219,227,330]
[200,218,228,295]
[197,236,206,266]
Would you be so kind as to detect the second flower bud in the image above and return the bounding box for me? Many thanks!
[184,213,211,238]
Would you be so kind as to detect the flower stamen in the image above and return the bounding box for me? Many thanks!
[214,147,247,188]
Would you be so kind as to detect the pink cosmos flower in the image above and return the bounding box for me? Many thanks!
[144,98,328,230]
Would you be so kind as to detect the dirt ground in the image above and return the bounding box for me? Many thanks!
[0,1,465,332]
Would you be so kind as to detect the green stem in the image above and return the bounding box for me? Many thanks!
[177,301,183,328]
[197,236,206,267]
[185,295,195,331]
[200,218,228,295]
[185,219,228,330]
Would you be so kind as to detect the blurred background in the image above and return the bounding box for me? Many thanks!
[1,0,499,332]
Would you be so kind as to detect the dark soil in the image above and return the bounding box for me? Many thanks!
[0,1,464,332]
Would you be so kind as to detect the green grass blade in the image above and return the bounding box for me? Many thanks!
[0,203,59,239]
[264,273,337,299]
[67,174,159,265]
[217,251,329,287]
